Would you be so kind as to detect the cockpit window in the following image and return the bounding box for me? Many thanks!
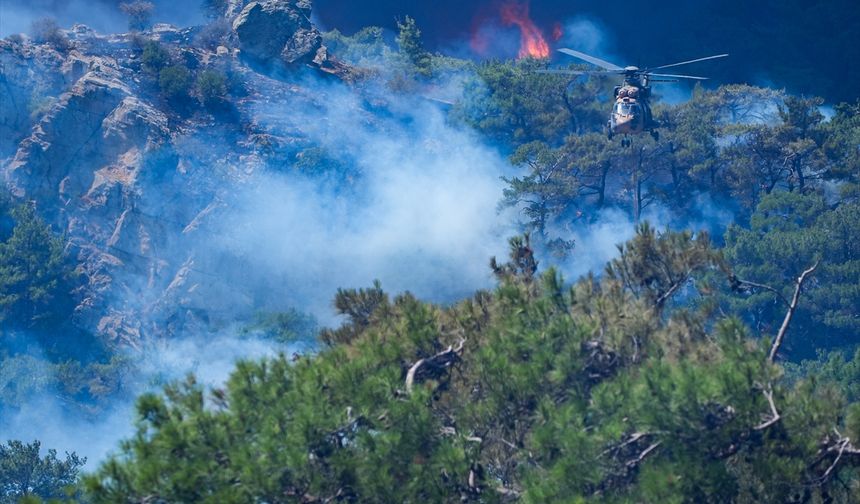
[615,103,639,115]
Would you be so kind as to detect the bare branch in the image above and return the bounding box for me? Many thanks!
[807,432,860,486]
[821,439,850,480]
[405,340,465,393]
[600,432,650,457]
[732,277,790,306]
[654,272,690,309]
[768,261,819,362]
[754,387,780,430]
[626,442,661,468]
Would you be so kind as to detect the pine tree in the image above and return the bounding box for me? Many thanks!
[396,16,432,77]
[0,205,72,329]
[0,440,85,503]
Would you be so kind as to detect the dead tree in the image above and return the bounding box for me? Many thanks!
[729,260,819,362]
[768,261,819,362]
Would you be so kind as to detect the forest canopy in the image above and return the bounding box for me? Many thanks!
[82,229,860,502]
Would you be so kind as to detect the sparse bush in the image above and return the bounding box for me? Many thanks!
[141,40,169,73]
[194,19,230,50]
[5,33,25,47]
[29,18,71,52]
[196,69,227,106]
[242,309,319,345]
[27,93,57,122]
[322,27,392,68]
[120,1,155,32]
[158,65,192,101]
[128,31,149,50]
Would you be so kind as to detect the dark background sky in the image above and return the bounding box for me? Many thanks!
[2,0,858,102]
[313,0,860,103]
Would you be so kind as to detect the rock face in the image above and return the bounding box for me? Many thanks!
[7,61,169,203]
[232,0,322,65]
[0,18,338,347]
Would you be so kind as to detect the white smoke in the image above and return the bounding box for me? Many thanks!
[208,77,518,322]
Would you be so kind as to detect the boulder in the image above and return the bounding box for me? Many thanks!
[232,0,321,65]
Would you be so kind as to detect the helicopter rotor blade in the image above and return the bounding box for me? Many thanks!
[536,69,612,75]
[649,53,729,71]
[646,72,709,80]
[557,48,624,71]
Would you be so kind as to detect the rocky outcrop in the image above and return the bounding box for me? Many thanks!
[6,59,169,205]
[0,0,359,347]
[232,0,321,65]
[0,40,78,156]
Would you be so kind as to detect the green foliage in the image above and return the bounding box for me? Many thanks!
[722,96,828,208]
[724,192,860,355]
[322,27,392,68]
[396,16,431,77]
[0,205,72,329]
[242,309,318,345]
[502,141,579,239]
[0,354,57,407]
[140,40,169,73]
[607,223,722,311]
[784,348,860,403]
[0,440,85,503]
[158,65,192,101]
[480,80,860,267]
[8,22,860,502]
[85,228,860,502]
[822,100,860,196]
[319,280,387,346]
[0,351,135,411]
[196,69,227,106]
[453,58,588,145]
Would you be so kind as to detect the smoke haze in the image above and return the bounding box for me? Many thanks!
[0,0,744,471]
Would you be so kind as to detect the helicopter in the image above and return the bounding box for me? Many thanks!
[541,49,728,146]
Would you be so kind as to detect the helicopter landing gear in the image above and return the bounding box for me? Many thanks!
[650,129,660,142]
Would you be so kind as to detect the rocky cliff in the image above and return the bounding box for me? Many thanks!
[1,1,355,347]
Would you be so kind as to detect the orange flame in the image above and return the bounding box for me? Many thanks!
[500,1,549,59]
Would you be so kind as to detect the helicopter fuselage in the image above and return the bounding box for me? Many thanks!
[608,82,655,138]
[547,48,727,145]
